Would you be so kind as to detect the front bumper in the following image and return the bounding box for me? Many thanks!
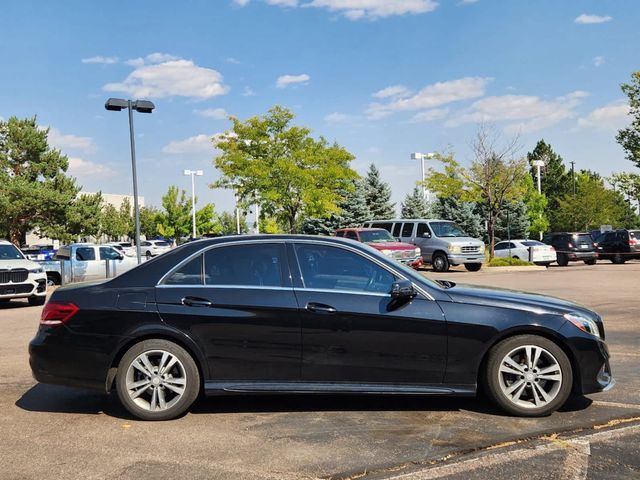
[447,253,485,265]
[0,274,47,299]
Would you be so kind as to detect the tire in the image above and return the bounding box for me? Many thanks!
[116,339,201,421]
[28,295,46,306]
[0,299,10,304]
[432,252,450,272]
[556,254,569,267]
[512,256,520,260]
[484,335,572,417]
[464,263,482,272]
[611,254,625,264]
[584,259,597,265]
[146,251,153,260]
[46,273,61,286]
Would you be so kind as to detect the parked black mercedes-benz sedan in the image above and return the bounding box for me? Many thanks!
[29,235,614,420]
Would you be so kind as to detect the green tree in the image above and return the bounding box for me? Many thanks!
[212,106,357,233]
[401,187,432,218]
[609,172,640,214]
[139,206,161,239]
[155,186,191,238]
[119,197,135,239]
[66,192,104,241]
[495,200,530,241]
[101,204,127,240]
[522,175,549,239]
[218,211,248,235]
[616,71,640,168]
[0,116,79,245]
[433,197,485,240]
[364,163,395,219]
[195,203,222,235]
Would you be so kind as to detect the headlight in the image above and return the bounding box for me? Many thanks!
[29,267,44,274]
[380,249,393,256]
[414,247,421,255]
[448,244,462,254]
[564,312,601,339]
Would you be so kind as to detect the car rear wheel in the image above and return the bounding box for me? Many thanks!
[146,251,153,260]
[464,263,482,272]
[28,295,46,306]
[116,339,200,421]
[484,335,572,417]
[556,254,568,266]
[432,253,450,272]
[584,259,597,265]
[611,254,625,264]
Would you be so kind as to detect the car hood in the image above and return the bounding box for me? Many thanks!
[443,237,484,245]
[367,242,416,250]
[443,282,593,316]
[0,258,41,270]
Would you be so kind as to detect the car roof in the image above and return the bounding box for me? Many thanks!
[336,227,386,232]
[0,240,15,246]
[367,218,453,223]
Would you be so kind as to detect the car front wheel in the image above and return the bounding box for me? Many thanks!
[464,263,482,272]
[116,339,200,421]
[432,253,450,272]
[28,295,46,306]
[484,335,572,417]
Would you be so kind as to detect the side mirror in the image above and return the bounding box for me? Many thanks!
[117,253,124,260]
[422,232,431,238]
[390,280,417,300]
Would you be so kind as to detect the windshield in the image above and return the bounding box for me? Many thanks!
[0,244,26,260]
[359,230,395,243]
[430,222,468,238]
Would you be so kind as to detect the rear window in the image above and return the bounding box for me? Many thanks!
[521,241,544,247]
[154,242,170,247]
[575,234,593,244]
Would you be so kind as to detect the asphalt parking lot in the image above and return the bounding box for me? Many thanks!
[1,262,638,480]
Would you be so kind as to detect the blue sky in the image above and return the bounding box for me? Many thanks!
[1,0,638,213]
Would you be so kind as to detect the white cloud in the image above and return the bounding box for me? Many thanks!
[225,57,241,64]
[276,73,310,88]
[305,0,438,20]
[48,128,96,153]
[268,0,298,6]
[410,108,449,123]
[324,112,352,124]
[372,85,413,99]
[233,0,250,5]
[105,56,229,99]
[575,14,612,25]
[67,157,116,178]
[81,56,118,65]
[242,86,256,96]
[366,77,490,119]
[578,101,630,130]
[446,90,589,133]
[458,0,479,4]
[194,108,229,119]
[592,56,605,67]
[163,133,226,154]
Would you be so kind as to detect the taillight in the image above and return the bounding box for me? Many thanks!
[629,238,637,246]
[40,302,79,326]
[568,242,574,248]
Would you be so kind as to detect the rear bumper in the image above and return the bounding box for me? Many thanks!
[561,251,598,261]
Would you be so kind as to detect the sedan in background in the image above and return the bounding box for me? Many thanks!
[494,240,557,266]
[30,235,613,421]
[105,242,136,257]
[140,240,172,259]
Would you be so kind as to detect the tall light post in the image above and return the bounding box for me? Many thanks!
[532,160,545,240]
[105,98,155,264]
[183,169,204,239]
[410,152,435,201]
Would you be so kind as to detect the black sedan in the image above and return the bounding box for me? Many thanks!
[29,235,614,420]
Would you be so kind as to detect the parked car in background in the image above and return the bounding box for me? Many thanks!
[140,240,172,259]
[542,232,597,266]
[105,242,136,257]
[335,227,422,268]
[0,240,48,305]
[40,243,139,285]
[592,229,640,264]
[30,235,614,421]
[21,245,57,261]
[493,240,557,266]
[363,219,485,272]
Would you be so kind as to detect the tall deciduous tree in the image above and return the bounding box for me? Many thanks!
[218,211,248,235]
[401,187,432,218]
[101,204,128,240]
[66,192,104,241]
[0,116,79,245]
[139,206,161,239]
[364,163,395,220]
[212,106,357,233]
[522,175,549,238]
[617,71,640,168]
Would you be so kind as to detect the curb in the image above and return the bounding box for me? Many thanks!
[483,265,548,272]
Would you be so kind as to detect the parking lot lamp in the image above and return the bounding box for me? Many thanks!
[410,152,435,201]
[531,160,545,240]
[105,98,155,264]
[183,169,204,239]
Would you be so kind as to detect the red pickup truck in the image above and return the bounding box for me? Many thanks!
[335,227,423,269]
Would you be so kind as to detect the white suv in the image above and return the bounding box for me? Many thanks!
[0,240,48,306]
[140,240,172,259]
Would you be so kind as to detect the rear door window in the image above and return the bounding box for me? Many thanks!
[204,243,285,287]
[401,223,414,237]
[99,247,121,260]
[344,231,358,241]
[416,223,430,237]
[392,223,402,237]
[75,247,95,261]
[165,254,203,285]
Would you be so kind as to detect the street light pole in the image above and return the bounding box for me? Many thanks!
[410,152,435,201]
[532,159,545,241]
[183,169,204,239]
[105,97,155,264]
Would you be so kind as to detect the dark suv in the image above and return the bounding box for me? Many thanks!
[592,229,640,264]
[542,232,597,266]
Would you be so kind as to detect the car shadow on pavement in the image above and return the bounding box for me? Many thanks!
[16,383,592,419]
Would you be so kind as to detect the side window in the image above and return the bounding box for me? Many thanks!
[295,244,396,294]
[335,231,344,237]
[165,254,203,285]
[204,244,285,287]
[375,223,393,233]
[75,247,95,261]
[392,223,402,237]
[494,243,506,251]
[141,241,150,247]
[416,223,430,237]
[508,242,518,249]
[401,222,414,237]
[345,231,358,240]
[99,247,121,260]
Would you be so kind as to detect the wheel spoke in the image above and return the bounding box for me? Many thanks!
[150,387,158,410]
[140,353,156,375]
[127,378,151,390]
[533,382,552,403]
[160,356,178,376]
[512,381,527,401]
[164,382,185,396]
[132,359,153,377]
[500,364,524,376]
[157,352,169,375]
[158,387,167,409]
[538,373,562,382]
[505,378,525,395]
[531,347,542,369]
[525,346,533,369]
[504,356,526,373]
[537,364,560,375]
[531,382,541,405]
[130,384,150,399]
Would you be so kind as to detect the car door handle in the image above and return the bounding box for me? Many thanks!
[182,296,213,308]
[305,302,337,314]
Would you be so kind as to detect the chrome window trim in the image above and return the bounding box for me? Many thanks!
[156,284,294,292]
[157,239,288,286]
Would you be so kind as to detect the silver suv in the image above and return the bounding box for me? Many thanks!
[363,219,485,272]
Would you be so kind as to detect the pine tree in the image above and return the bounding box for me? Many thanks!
[364,163,395,220]
[300,217,335,235]
[401,187,432,218]
[495,200,531,240]
[337,179,371,227]
[433,197,484,239]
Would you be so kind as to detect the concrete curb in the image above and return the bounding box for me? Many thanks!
[483,265,548,272]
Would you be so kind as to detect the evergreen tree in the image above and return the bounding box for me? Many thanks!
[364,163,395,220]
[401,187,432,218]
[337,179,371,227]
[300,217,335,235]
[527,140,571,217]
[495,200,531,241]
[433,197,484,239]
